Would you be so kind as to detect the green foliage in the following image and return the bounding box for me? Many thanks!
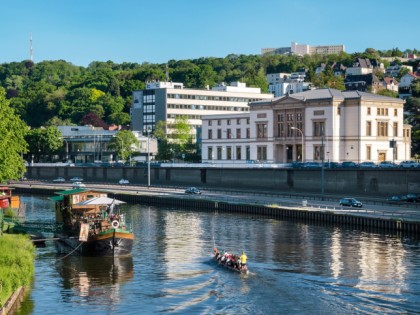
[411,79,420,98]
[0,88,28,183]
[171,116,193,149]
[25,126,63,162]
[108,130,139,161]
[404,97,420,156]
[0,234,35,307]
[376,89,399,98]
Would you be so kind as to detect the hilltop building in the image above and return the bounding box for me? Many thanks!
[262,42,345,56]
[201,89,410,164]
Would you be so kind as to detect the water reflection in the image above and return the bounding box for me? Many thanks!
[55,255,133,304]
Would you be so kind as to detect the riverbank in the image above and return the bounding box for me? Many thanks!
[0,234,35,314]
[11,182,420,235]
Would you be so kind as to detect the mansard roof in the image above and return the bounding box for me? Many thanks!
[250,88,404,107]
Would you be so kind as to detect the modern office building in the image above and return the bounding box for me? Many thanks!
[130,81,274,139]
[57,126,157,164]
[262,42,345,56]
[201,89,410,164]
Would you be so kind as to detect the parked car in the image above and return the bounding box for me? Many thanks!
[378,161,397,168]
[359,161,377,168]
[302,162,322,168]
[70,177,83,182]
[405,193,420,202]
[339,198,363,208]
[185,187,201,195]
[291,161,304,168]
[324,162,341,168]
[72,181,86,188]
[387,195,406,202]
[341,161,359,168]
[399,160,420,168]
[53,177,66,182]
[118,178,129,185]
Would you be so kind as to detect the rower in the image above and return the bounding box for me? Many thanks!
[240,251,247,270]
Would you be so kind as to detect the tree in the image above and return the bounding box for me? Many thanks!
[108,130,139,161]
[404,97,420,157]
[0,88,28,182]
[25,126,63,162]
[171,116,193,150]
[411,79,420,98]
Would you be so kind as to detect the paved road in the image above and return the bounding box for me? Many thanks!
[10,180,420,222]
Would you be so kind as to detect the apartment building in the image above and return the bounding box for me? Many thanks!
[130,81,273,139]
[202,89,410,164]
[267,72,310,97]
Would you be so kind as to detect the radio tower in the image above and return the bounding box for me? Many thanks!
[30,33,33,62]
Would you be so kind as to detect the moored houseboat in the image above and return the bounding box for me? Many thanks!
[50,188,134,256]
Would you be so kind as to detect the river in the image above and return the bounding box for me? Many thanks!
[14,194,420,314]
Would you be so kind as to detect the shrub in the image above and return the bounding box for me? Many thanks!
[0,234,35,307]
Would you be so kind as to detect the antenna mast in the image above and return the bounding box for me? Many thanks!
[30,33,33,61]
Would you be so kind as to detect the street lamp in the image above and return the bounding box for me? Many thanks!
[147,128,151,187]
[291,127,304,162]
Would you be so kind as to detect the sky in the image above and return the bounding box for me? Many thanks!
[1,0,419,67]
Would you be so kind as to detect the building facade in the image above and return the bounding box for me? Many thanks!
[201,89,410,164]
[262,42,345,56]
[130,81,273,138]
[58,126,157,164]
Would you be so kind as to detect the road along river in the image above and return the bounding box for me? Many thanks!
[14,194,420,314]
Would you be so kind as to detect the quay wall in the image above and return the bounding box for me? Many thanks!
[26,166,420,197]
[14,186,420,235]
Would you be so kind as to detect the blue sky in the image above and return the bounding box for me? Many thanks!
[1,0,418,67]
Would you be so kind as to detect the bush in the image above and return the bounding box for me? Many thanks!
[0,234,35,307]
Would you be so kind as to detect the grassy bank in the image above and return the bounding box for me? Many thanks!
[0,234,35,308]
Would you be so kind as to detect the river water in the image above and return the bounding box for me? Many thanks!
[14,195,420,315]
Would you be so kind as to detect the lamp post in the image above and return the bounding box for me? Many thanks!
[291,127,304,162]
[147,129,151,187]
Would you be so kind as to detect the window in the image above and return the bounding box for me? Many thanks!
[247,118,250,124]
[394,108,398,116]
[217,147,222,160]
[217,120,221,126]
[377,122,388,137]
[366,121,372,136]
[337,107,341,115]
[208,129,213,139]
[226,129,232,139]
[237,119,241,125]
[208,147,213,160]
[226,147,232,160]
[278,114,284,122]
[393,122,398,137]
[257,123,267,138]
[366,145,371,160]
[236,128,241,139]
[313,121,325,137]
[208,120,212,126]
[236,146,241,160]
[277,123,284,137]
[313,145,322,161]
[257,146,267,161]
[367,107,371,115]
[296,113,302,121]
[287,123,294,137]
[287,114,294,121]
[217,129,222,139]
[227,119,231,125]
[246,128,250,139]
[246,146,250,160]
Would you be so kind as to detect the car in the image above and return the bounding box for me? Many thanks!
[378,161,397,168]
[185,187,201,195]
[387,195,406,202]
[72,181,86,188]
[70,177,83,182]
[405,193,420,202]
[118,178,129,185]
[324,162,341,168]
[302,162,322,168]
[341,161,359,168]
[52,177,66,182]
[399,160,420,168]
[339,198,363,208]
[359,161,377,168]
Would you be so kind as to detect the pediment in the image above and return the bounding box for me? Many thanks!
[271,95,305,108]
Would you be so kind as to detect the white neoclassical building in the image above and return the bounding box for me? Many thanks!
[201,88,411,164]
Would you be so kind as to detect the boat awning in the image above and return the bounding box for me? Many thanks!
[75,197,126,206]
[49,195,64,202]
